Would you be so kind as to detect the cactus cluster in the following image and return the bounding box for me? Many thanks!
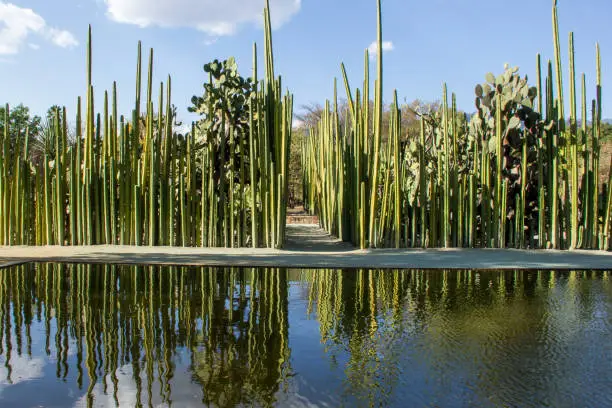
[303,0,609,250]
[0,2,292,248]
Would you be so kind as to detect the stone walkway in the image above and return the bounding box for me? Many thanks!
[1,223,612,269]
[284,224,354,252]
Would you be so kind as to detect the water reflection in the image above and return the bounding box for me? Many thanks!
[300,269,612,407]
[0,265,610,407]
[0,265,290,407]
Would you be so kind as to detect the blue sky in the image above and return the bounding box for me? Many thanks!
[0,0,610,128]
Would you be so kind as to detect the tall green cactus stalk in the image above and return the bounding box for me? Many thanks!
[494,92,503,248]
[520,125,528,248]
[368,0,383,248]
[393,92,401,248]
[568,32,579,249]
[69,148,77,245]
[442,84,451,248]
[500,179,508,248]
[536,55,546,248]
[229,124,235,248]
[44,153,52,245]
[545,60,559,249]
[54,110,64,246]
[551,0,564,249]
[580,74,590,248]
[419,119,427,248]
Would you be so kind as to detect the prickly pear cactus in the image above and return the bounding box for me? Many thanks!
[469,64,551,228]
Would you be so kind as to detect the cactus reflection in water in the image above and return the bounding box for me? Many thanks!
[0,264,290,407]
[299,268,612,407]
[0,265,610,406]
[302,0,608,249]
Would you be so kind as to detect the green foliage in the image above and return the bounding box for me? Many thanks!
[0,104,41,140]
[0,104,42,163]
[189,57,254,137]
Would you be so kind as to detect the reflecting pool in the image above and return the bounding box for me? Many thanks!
[0,265,610,407]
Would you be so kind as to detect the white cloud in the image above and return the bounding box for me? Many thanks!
[73,363,204,408]
[104,0,301,36]
[367,40,394,58]
[47,27,79,48]
[73,367,139,408]
[0,2,78,55]
[0,355,44,386]
[28,43,40,50]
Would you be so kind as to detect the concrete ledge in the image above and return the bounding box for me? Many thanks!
[0,246,611,270]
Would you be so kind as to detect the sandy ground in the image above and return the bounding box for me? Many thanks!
[1,225,612,270]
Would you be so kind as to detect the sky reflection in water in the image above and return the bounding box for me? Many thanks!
[0,265,610,407]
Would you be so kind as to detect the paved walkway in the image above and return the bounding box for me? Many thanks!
[1,223,612,270]
[284,224,354,252]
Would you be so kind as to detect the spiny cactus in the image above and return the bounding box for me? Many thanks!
[301,0,608,251]
[0,2,292,249]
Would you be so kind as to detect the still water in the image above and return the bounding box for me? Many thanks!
[0,265,610,407]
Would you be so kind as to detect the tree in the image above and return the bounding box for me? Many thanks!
[295,103,324,129]
[0,104,41,141]
[0,104,43,165]
[33,105,66,160]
